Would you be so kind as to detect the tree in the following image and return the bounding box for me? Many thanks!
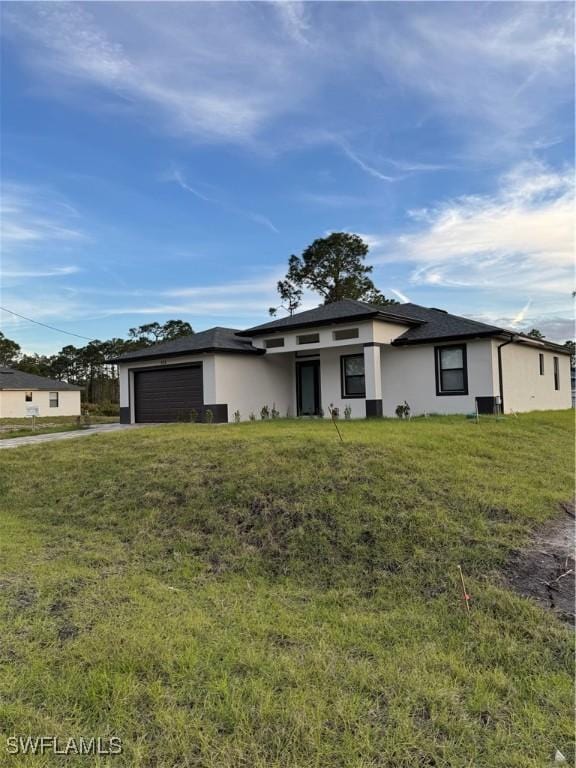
[0,332,20,366]
[270,232,397,316]
[161,319,194,340]
[526,328,545,339]
[128,319,194,344]
[564,340,575,367]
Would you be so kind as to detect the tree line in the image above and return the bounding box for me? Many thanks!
[0,320,193,406]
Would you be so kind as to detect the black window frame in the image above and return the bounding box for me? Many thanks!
[49,392,59,408]
[435,344,468,396]
[297,332,320,345]
[264,337,285,349]
[553,356,560,390]
[333,327,359,341]
[25,392,33,402]
[539,353,544,375]
[340,354,366,399]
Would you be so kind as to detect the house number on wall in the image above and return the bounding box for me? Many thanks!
[160,359,167,365]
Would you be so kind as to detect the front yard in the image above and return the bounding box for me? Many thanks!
[0,411,573,767]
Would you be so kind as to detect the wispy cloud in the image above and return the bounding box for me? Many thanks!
[510,299,533,328]
[2,3,321,145]
[365,3,574,156]
[372,162,574,297]
[336,142,404,183]
[390,288,410,303]
[164,167,279,233]
[1,183,85,247]
[3,266,80,278]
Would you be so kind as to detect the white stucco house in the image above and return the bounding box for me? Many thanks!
[111,300,572,423]
[0,368,82,418]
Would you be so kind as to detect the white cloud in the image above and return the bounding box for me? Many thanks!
[373,162,574,297]
[3,266,80,278]
[1,183,85,247]
[2,3,321,144]
[510,299,532,328]
[365,3,574,156]
[390,288,410,304]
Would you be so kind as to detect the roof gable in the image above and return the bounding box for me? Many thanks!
[109,327,262,363]
[0,368,82,391]
[238,299,422,337]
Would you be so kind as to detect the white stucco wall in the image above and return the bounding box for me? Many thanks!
[0,390,81,418]
[251,318,411,354]
[380,340,496,416]
[214,354,294,420]
[316,344,366,418]
[494,341,572,412]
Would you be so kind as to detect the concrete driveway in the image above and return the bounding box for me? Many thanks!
[0,423,157,449]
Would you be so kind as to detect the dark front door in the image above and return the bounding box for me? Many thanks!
[134,364,203,422]
[296,360,321,416]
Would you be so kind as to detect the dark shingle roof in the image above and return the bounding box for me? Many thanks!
[108,302,571,363]
[0,368,82,391]
[388,304,504,345]
[237,299,423,336]
[109,327,263,363]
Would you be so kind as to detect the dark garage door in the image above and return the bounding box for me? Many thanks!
[134,365,203,422]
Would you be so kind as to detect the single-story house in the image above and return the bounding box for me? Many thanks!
[0,368,82,418]
[110,300,572,423]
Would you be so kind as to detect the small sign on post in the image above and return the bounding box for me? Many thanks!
[26,405,40,430]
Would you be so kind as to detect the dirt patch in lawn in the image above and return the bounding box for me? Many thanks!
[503,501,575,626]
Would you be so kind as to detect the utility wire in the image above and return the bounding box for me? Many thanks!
[0,306,95,342]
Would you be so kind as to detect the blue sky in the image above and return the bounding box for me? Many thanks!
[1,1,574,354]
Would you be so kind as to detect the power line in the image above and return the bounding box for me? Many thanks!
[0,306,95,342]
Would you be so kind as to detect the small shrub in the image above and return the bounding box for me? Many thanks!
[81,402,119,416]
[189,408,198,423]
[395,401,411,419]
[344,404,352,420]
[318,407,324,418]
[260,405,270,420]
[249,412,256,421]
[233,410,241,423]
[329,403,339,419]
[204,408,214,424]
[271,403,280,419]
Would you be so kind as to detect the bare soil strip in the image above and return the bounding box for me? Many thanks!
[503,501,575,626]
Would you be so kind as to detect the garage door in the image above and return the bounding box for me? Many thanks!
[134,365,203,422]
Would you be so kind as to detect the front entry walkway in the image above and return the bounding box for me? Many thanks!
[0,423,157,450]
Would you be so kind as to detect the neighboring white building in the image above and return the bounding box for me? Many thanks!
[111,300,572,423]
[0,368,82,418]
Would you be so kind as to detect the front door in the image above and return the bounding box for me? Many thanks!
[296,360,321,416]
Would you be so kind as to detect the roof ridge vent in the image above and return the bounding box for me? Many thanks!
[430,308,448,313]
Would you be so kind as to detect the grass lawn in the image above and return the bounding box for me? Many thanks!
[0,412,573,767]
[0,415,118,440]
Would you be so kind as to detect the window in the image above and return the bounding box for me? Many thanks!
[264,337,285,349]
[297,333,320,345]
[341,354,365,398]
[49,392,59,408]
[539,353,544,375]
[435,345,468,395]
[25,392,33,402]
[553,357,560,390]
[333,328,359,341]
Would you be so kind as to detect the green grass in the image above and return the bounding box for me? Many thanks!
[0,412,573,767]
[0,415,118,440]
